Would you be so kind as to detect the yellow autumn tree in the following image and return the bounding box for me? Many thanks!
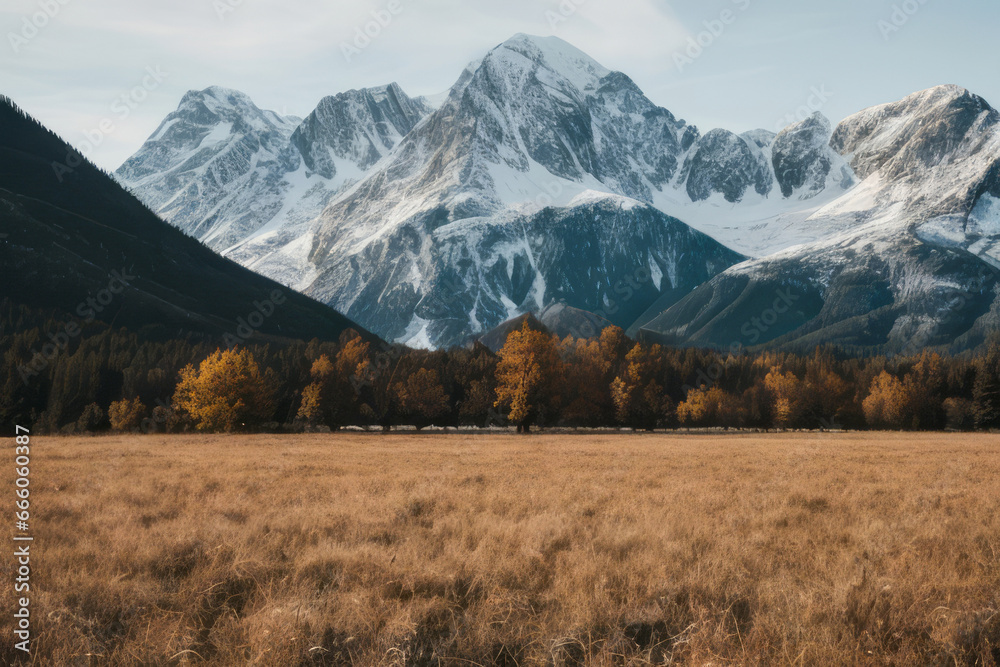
[297,354,338,427]
[494,322,563,432]
[108,397,145,432]
[862,371,907,429]
[764,368,801,429]
[610,342,674,430]
[296,381,325,426]
[677,387,744,429]
[337,337,372,385]
[296,336,382,429]
[560,326,630,425]
[173,348,274,432]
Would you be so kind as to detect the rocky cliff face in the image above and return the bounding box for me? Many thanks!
[640,85,1000,354]
[116,83,429,251]
[680,128,774,202]
[290,83,428,179]
[224,35,746,347]
[772,113,855,199]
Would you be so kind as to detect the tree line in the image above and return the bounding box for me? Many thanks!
[4,308,1000,434]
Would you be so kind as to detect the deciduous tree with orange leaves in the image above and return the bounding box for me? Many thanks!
[173,348,275,432]
[764,368,800,429]
[108,397,145,432]
[494,322,563,432]
[862,371,907,429]
[610,342,675,430]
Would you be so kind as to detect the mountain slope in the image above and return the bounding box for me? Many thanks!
[226,35,746,347]
[0,95,369,345]
[640,85,1000,353]
[116,84,429,252]
[120,37,1000,354]
[290,83,427,180]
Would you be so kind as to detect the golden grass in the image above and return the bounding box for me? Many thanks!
[3,432,999,665]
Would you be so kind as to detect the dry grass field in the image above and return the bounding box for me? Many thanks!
[3,432,999,666]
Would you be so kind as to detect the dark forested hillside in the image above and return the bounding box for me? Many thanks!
[0,95,368,342]
[0,95,379,430]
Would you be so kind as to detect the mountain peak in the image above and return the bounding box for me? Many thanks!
[368,81,404,101]
[291,82,429,178]
[316,82,414,109]
[832,83,998,182]
[778,111,831,137]
[486,33,611,89]
[898,84,998,115]
[919,83,972,99]
[176,86,299,126]
[183,85,257,109]
[840,84,993,129]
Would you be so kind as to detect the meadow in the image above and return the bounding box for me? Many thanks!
[3,432,999,665]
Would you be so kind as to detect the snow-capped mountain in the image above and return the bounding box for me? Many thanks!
[247,194,743,348]
[116,83,429,251]
[641,85,1000,353]
[290,83,429,180]
[118,35,1000,353]
[223,34,757,347]
[773,113,855,200]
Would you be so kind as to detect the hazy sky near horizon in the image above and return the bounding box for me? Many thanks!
[3,0,998,170]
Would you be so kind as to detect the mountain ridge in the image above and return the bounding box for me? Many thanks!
[114,33,1000,352]
[640,84,1000,353]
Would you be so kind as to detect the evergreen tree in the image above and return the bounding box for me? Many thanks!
[973,343,1000,429]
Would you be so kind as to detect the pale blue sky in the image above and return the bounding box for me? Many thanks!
[2,0,996,170]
